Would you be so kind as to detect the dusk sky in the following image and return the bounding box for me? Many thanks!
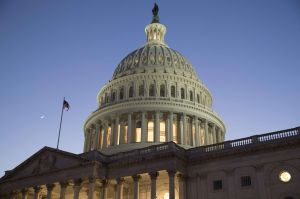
[0,1,299,176]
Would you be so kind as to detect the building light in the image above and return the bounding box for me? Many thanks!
[279,171,291,182]
[163,192,169,199]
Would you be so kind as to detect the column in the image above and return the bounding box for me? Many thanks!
[226,169,236,199]
[182,114,187,145]
[59,182,68,199]
[116,178,124,199]
[149,172,158,199]
[101,180,108,199]
[73,179,82,199]
[178,174,186,199]
[9,191,17,199]
[33,186,41,199]
[194,117,200,146]
[178,115,183,144]
[119,121,125,144]
[154,111,160,143]
[255,165,267,199]
[111,119,115,146]
[113,117,120,146]
[95,124,101,149]
[21,189,28,199]
[127,113,132,144]
[168,170,176,199]
[103,121,108,148]
[204,120,209,145]
[216,128,221,143]
[212,124,216,144]
[141,112,147,143]
[88,177,96,199]
[168,112,174,142]
[132,175,141,199]
[84,133,88,152]
[46,184,55,199]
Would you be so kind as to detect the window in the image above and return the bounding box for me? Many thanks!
[241,176,252,187]
[139,84,144,96]
[129,86,134,98]
[119,87,124,100]
[147,121,154,142]
[189,90,193,101]
[149,84,155,97]
[160,84,165,97]
[171,85,176,97]
[181,88,185,99]
[111,91,116,101]
[135,121,141,142]
[213,180,222,190]
[197,94,200,103]
[160,121,166,142]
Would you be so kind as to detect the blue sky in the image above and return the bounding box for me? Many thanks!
[0,0,299,175]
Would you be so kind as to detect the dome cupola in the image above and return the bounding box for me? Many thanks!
[83,4,226,154]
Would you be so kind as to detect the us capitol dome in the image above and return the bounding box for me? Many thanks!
[83,5,226,154]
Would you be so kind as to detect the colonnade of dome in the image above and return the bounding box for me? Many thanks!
[83,9,226,154]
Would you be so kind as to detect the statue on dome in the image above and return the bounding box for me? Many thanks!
[151,3,160,23]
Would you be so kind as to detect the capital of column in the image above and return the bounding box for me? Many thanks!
[21,188,29,195]
[167,170,176,177]
[149,172,159,180]
[132,174,141,182]
[59,181,69,189]
[116,177,125,184]
[33,186,41,193]
[101,179,109,187]
[177,173,188,181]
[88,176,96,183]
[73,178,83,187]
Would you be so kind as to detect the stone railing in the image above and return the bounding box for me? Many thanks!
[97,126,299,163]
[189,126,300,155]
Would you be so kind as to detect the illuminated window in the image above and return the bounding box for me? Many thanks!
[173,122,178,143]
[192,124,195,146]
[279,171,291,183]
[124,126,128,144]
[139,84,144,96]
[160,84,166,97]
[135,121,141,142]
[107,126,112,146]
[149,84,155,97]
[181,88,185,99]
[117,124,120,145]
[200,127,205,145]
[160,121,166,142]
[171,85,176,97]
[148,121,154,142]
[111,91,116,101]
[100,128,104,148]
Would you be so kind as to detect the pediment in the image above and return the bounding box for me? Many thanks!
[1,147,90,181]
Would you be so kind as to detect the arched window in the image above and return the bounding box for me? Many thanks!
[149,84,155,97]
[181,88,185,99]
[197,94,200,103]
[105,93,109,103]
[111,91,116,102]
[190,91,193,101]
[139,84,144,96]
[160,84,165,97]
[119,87,124,100]
[129,86,134,98]
[171,85,176,97]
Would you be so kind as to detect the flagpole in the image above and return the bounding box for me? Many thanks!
[56,97,65,149]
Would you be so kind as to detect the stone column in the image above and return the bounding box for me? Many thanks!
[182,114,187,145]
[199,121,204,146]
[116,178,124,199]
[103,121,108,148]
[88,177,96,199]
[33,186,41,199]
[178,174,187,199]
[46,184,55,199]
[149,172,158,199]
[216,128,221,143]
[178,115,183,144]
[84,133,88,152]
[113,117,120,146]
[127,113,132,144]
[59,182,68,199]
[141,112,147,143]
[212,124,216,144]
[168,170,176,199]
[168,112,174,142]
[255,165,267,199]
[111,119,115,146]
[132,175,141,199]
[204,120,209,145]
[194,117,200,146]
[119,121,125,144]
[101,180,108,199]
[226,169,236,199]
[73,179,82,199]
[9,191,17,199]
[21,189,28,199]
[154,111,160,143]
